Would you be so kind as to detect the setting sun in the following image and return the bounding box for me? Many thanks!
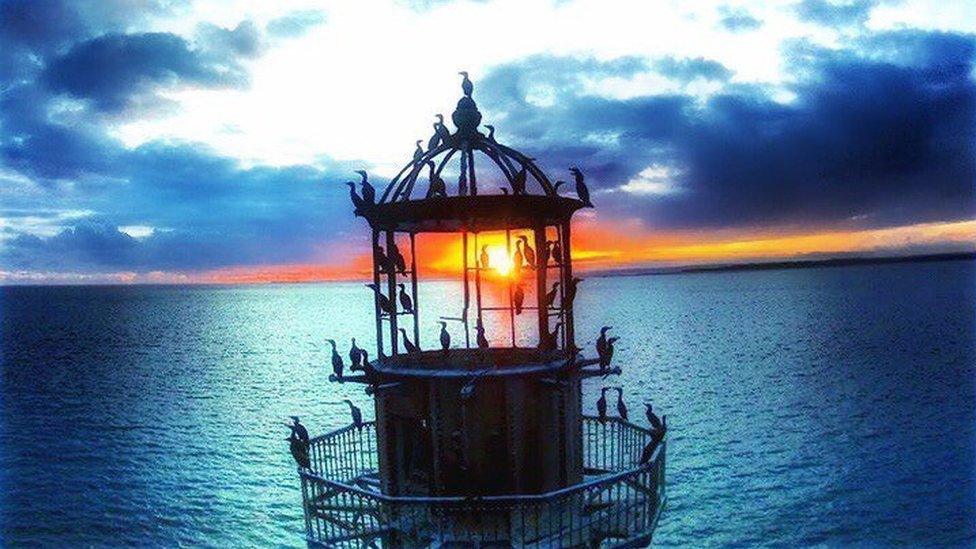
[486,246,515,277]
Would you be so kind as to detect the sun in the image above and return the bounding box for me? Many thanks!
[486,246,514,277]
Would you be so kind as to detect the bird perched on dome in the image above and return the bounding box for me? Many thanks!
[459,71,473,97]
[425,161,447,198]
[413,140,424,163]
[485,124,496,142]
[435,114,451,141]
[569,167,592,207]
[511,167,527,196]
[355,170,375,206]
[345,181,365,212]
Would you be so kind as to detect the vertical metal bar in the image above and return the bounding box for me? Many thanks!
[533,224,548,351]
[561,221,575,352]
[371,230,384,359]
[464,232,472,349]
[386,230,399,355]
[473,232,482,349]
[506,229,515,347]
[469,145,478,196]
[410,232,420,351]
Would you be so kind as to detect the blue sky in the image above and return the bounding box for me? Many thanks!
[0,0,974,283]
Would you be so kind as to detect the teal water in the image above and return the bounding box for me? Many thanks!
[1,260,974,546]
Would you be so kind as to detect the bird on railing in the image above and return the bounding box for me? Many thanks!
[344,399,364,429]
[540,321,563,352]
[511,167,527,196]
[644,403,664,432]
[345,181,365,212]
[476,321,489,350]
[398,328,421,354]
[569,167,592,207]
[355,170,375,206]
[616,387,629,421]
[365,283,395,315]
[389,240,407,275]
[287,416,309,445]
[597,387,609,423]
[397,284,413,314]
[374,243,392,274]
[544,281,560,308]
[288,433,311,470]
[519,236,536,269]
[485,124,496,142]
[425,161,447,199]
[596,326,612,364]
[438,321,451,356]
[513,282,524,315]
[349,338,363,370]
[459,71,473,97]
[565,277,582,306]
[480,245,490,271]
[639,415,667,465]
[326,339,344,379]
[413,140,424,163]
[551,239,563,265]
[435,114,451,142]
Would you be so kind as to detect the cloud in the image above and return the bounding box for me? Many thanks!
[717,6,762,32]
[794,0,877,27]
[267,10,327,38]
[654,56,734,83]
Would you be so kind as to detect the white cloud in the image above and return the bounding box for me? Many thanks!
[617,164,683,196]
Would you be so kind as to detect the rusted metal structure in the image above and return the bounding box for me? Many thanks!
[293,76,667,548]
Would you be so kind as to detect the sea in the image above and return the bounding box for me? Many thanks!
[1,259,974,547]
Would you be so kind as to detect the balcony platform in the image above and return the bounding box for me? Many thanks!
[295,417,666,548]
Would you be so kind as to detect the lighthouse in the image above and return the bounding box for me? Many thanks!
[291,77,667,548]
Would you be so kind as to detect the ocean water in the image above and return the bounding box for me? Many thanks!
[1,260,974,547]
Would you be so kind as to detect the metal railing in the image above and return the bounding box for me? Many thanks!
[297,417,666,548]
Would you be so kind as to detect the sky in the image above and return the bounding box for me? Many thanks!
[0,0,974,284]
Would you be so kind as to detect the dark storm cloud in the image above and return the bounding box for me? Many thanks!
[794,0,877,27]
[42,30,255,112]
[717,6,762,32]
[477,31,975,229]
[267,10,327,38]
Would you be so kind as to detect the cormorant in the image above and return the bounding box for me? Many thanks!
[480,245,490,270]
[355,170,375,205]
[513,240,524,274]
[374,244,390,273]
[569,167,592,207]
[566,276,582,305]
[413,140,424,163]
[425,161,447,198]
[389,240,407,274]
[544,281,560,308]
[551,240,563,265]
[397,283,413,313]
[398,328,421,354]
[513,283,524,315]
[345,181,365,211]
[596,387,609,423]
[349,338,363,370]
[459,71,473,97]
[600,335,618,370]
[615,386,629,421]
[476,321,489,350]
[365,283,395,315]
[428,122,441,151]
[438,321,451,356]
[644,403,664,432]
[596,326,612,364]
[519,236,536,268]
[344,399,363,429]
[540,322,562,351]
[539,240,551,267]
[435,114,451,141]
[326,338,344,379]
[288,416,309,444]
[511,167,527,195]
[288,434,311,469]
[485,124,495,142]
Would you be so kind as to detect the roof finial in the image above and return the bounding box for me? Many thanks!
[459,71,473,97]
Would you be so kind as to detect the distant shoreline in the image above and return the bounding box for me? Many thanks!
[587,251,976,279]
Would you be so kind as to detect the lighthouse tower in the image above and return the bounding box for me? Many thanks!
[292,77,666,548]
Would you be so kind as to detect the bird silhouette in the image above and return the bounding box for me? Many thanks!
[459,71,473,97]
[644,403,664,431]
[349,338,363,370]
[513,283,524,315]
[476,321,489,350]
[540,322,562,352]
[288,434,311,469]
[425,161,447,198]
[388,240,407,275]
[511,167,527,196]
[435,114,451,141]
[344,399,363,429]
[513,240,524,274]
[397,284,413,314]
[597,387,609,423]
[326,339,344,379]
[398,328,421,354]
[569,167,592,207]
[438,321,451,356]
[288,416,309,445]
[413,140,424,163]
[519,236,536,268]
[365,283,395,315]
[485,124,495,142]
[551,240,563,265]
[544,281,560,308]
[480,245,490,270]
[565,277,582,305]
[616,387,629,421]
[345,181,365,211]
[428,122,442,151]
[355,170,375,205]
[374,243,393,274]
[596,326,612,364]
[600,336,619,370]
